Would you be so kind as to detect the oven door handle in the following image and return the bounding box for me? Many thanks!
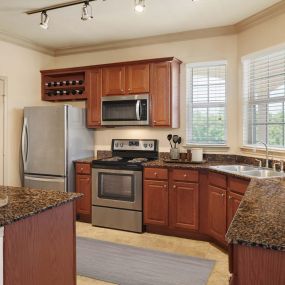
[136,100,141,121]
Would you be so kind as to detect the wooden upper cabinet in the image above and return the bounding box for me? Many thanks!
[126,64,150,94]
[150,59,180,128]
[103,66,125,96]
[86,69,102,128]
[208,185,227,243]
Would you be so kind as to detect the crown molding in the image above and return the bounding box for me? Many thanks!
[235,0,285,32]
[0,31,55,56]
[54,25,237,56]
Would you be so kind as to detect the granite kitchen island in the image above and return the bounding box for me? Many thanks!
[0,186,81,285]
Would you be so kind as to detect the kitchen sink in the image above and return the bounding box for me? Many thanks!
[210,164,285,179]
[243,169,285,178]
[213,165,256,172]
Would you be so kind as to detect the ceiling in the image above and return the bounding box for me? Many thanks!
[0,0,282,52]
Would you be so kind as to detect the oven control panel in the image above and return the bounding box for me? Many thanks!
[112,139,157,151]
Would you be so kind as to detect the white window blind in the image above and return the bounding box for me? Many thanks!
[186,62,227,145]
[243,49,285,148]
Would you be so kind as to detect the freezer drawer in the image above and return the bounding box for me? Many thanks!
[24,175,66,192]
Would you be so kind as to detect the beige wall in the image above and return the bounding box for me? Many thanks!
[0,40,55,186]
[55,35,239,155]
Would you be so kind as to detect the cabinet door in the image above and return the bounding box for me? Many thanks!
[169,182,199,231]
[76,174,91,222]
[208,185,227,243]
[103,66,125,96]
[86,69,102,127]
[150,62,171,126]
[227,191,243,228]
[144,180,168,226]
[126,64,149,94]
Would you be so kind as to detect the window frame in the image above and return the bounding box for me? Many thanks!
[186,60,228,147]
[242,48,285,150]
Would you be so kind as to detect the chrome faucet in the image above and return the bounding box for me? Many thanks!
[257,141,269,168]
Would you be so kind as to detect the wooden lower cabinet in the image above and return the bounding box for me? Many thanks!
[229,244,285,285]
[227,191,243,228]
[208,185,227,243]
[143,180,168,226]
[75,163,92,223]
[169,181,199,231]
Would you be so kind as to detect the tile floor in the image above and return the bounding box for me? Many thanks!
[76,222,229,285]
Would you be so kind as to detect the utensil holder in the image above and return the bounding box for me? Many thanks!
[170,148,180,160]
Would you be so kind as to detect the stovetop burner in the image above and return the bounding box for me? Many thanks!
[92,139,158,170]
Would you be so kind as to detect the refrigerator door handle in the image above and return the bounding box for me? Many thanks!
[21,117,28,170]
[24,176,65,183]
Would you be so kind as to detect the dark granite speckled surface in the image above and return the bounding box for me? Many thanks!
[226,178,285,251]
[0,186,81,227]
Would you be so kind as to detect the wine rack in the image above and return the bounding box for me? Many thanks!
[41,70,88,102]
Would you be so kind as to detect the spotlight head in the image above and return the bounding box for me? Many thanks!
[81,1,93,21]
[134,0,145,13]
[40,11,49,29]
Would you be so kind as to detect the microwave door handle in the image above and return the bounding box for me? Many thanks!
[136,100,141,120]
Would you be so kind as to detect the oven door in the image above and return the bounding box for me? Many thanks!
[92,168,142,211]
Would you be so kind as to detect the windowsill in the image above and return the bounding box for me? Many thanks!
[183,144,230,152]
[240,145,285,158]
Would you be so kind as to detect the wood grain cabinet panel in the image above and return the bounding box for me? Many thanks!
[144,167,168,180]
[103,66,125,96]
[143,180,168,226]
[126,64,149,94]
[227,191,243,228]
[169,182,199,231]
[150,62,171,126]
[86,68,102,127]
[208,185,227,243]
[172,169,199,183]
[75,163,92,223]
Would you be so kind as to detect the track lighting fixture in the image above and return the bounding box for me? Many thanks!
[134,0,145,13]
[40,11,49,29]
[81,1,93,21]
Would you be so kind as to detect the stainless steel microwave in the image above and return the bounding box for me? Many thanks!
[101,94,149,126]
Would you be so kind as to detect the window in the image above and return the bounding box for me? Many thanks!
[243,49,285,148]
[186,62,227,145]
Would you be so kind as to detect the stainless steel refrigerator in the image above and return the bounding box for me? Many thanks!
[22,105,94,192]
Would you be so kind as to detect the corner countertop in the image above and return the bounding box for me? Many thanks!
[226,178,285,251]
[0,186,81,227]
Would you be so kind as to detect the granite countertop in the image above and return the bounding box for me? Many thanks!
[142,159,251,180]
[226,178,285,251]
[74,157,96,163]
[0,186,81,227]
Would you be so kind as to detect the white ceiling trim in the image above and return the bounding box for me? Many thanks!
[54,25,237,56]
[0,31,54,56]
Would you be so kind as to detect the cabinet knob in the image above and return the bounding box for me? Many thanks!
[154,172,158,176]
[228,196,232,200]
[163,185,167,189]
[184,174,187,177]
[121,89,124,92]
[128,88,131,91]
[153,120,156,124]
[222,193,225,197]
[173,185,176,189]
[80,168,83,171]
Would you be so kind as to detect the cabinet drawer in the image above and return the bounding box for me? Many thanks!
[144,168,168,180]
[228,177,249,195]
[76,163,91,175]
[208,172,227,189]
[172,169,198,182]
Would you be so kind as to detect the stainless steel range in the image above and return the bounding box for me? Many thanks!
[92,139,158,233]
